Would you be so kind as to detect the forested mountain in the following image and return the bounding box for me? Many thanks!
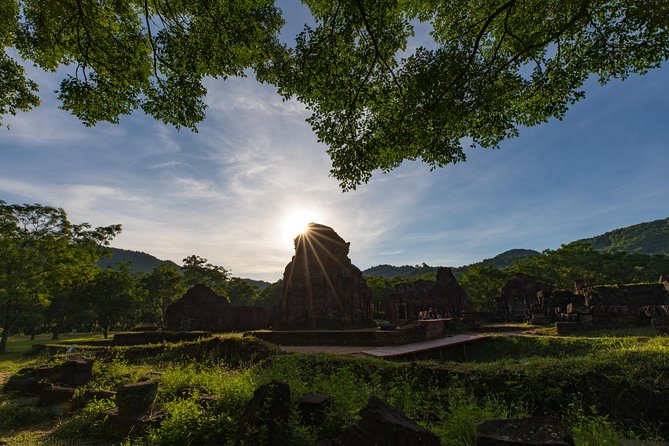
[242,278,272,289]
[577,217,669,255]
[362,249,541,279]
[363,264,438,279]
[98,247,179,273]
[474,249,541,270]
[100,247,271,289]
[363,217,669,279]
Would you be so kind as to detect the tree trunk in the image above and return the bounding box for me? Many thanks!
[30,329,36,341]
[51,330,59,340]
[0,329,9,354]
[0,313,19,354]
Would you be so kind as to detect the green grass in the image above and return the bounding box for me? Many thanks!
[1,331,668,445]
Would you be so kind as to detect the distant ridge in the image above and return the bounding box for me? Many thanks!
[98,247,179,273]
[363,264,436,279]
[475,248,541,270]
[99,247,272,288]
[577,217,669,255]
[362,248,541,279]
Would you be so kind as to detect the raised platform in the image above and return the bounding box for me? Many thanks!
[253,319,454,346]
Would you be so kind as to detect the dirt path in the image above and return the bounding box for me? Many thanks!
[0,372,11,387]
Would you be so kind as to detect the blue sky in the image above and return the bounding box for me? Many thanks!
[1,6,668,282]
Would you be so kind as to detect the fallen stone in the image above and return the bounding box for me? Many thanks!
[3,375,43,395]
[476,417,575,446]
[298,392,330,426]
[38,383,75,407]
[341,395,441,446]
[238,380,291,446]
[58,356,94,387]
[32,366,57,379]
[116,381,159,418]
[102,406,166,430]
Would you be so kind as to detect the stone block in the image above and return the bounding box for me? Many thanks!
[298,392,330,426]
[103,406,166,431]
[341,395,441,446]
[116,381,158,418]
[59,356,94,387]
[555,322,580,335]
[238,380,291,446]
[476,417,575,445]
[37,383,75,407]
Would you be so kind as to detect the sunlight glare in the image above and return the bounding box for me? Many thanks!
[281,208,322,241]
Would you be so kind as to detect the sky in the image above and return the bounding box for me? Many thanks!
[1,5,668,282]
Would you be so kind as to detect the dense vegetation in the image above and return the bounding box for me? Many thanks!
[2,333,668,445]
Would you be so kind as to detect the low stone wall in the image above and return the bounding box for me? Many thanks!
[111,331,211,346]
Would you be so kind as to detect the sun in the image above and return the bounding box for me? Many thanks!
[280,208,322,241]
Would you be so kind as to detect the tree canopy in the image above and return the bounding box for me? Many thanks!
[2,1,668,188]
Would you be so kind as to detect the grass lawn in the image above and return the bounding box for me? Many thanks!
[0,333,107,372]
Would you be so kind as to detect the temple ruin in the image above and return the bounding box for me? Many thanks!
[389,267,473,325]
[280,223,374,329]
[165,284,269,331]
[165,284,229,331]
[496,274,669,330]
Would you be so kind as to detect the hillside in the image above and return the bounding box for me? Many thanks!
[363,263,437,279]
[99,247,272,288]
[475,248,541,269]
[362,249,540,279]
[98,247,179,273]
[578,217,669,255]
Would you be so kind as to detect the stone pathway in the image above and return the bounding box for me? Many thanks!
[361,334,489,358]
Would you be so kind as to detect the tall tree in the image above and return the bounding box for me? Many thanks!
[181,255,230,297]
[226,277,259,306]
[141,263,186,328]
[1,2,667,188]
[88,263,143,338]
[460,265,509,312]
[0,201,120,353]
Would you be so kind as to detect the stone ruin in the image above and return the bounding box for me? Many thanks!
[496,274,553,321]
[560,281,669,329]
[280,223,374,329]
[389,267,473,325]
[165,284,269,332]
[165,284,229,331]
[497,274,669,330]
